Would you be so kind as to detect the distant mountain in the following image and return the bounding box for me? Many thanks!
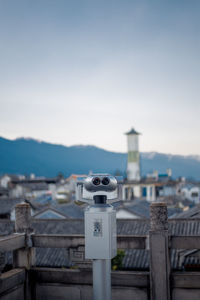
[0,136,200,180]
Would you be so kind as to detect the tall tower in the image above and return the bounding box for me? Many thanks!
[125,128,141,181]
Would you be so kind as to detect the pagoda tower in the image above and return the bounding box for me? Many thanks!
[125,128,141,181]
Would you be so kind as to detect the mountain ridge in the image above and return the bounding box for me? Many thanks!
[0,136,200,180]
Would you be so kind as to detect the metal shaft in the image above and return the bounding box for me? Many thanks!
[93,259,111,300]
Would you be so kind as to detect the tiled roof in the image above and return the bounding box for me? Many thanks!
[11,178,58,184]
[117,199,150,218]
[181,183,200,190]
[0,198,24,215]
[33,207,67,219]
[174,205,200,219]
[125,128,140,135]
[0,220,14,236]
[184,250,200,267]
[2,218,200,236]
[32,219,84,234]
[0,187,9,195]
[36,248,69,267]
[123,249,149,270]
[52,203,85,219]
[18,182,49,191]
[32,202,86,220]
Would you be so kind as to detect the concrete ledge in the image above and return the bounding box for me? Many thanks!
[32,234,147,249]
[36,284,148,300]
[0,234,25,252]
[172,288,200,300]
[31,267,149,288]
[1,284,24,300]
[172,272,200,288]
[0,269,25,294]
[171,236,200,249]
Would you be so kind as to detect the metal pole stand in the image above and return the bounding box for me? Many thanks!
[93,259,111,300]
[85,198,116,300]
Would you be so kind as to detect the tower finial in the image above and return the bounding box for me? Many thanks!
[125,128,140,135]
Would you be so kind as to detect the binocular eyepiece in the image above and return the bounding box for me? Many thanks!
[92,176,110,186]
[84,174,117,192]
[76,173,123,203]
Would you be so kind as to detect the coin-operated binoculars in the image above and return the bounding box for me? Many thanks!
[77,174,122,300]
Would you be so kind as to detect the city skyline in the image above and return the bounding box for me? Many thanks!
[0,0,200,155]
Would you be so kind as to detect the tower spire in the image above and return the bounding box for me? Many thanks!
[125,127,141,181]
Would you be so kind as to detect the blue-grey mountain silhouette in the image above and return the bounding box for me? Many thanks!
[0,137,200,180]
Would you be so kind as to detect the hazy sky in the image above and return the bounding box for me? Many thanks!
[0,0,200,155]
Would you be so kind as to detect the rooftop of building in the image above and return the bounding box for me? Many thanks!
[125,127,140,135]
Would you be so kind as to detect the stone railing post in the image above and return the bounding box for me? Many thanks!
[149,202,170,300]
[13,203,35,299]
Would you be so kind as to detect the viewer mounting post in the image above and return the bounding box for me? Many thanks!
[77,174,122,300]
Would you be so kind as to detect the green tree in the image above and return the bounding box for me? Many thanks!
[111,249,125,270]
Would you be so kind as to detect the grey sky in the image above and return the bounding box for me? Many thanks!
[0,0,200,155]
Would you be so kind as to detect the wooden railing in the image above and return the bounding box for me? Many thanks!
[171,236,200,249]
[31,234,147,249]
[1,202,200,300]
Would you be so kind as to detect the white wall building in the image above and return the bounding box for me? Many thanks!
[180,184,200,204]
[116,209,142,219]
[0,175,11,188]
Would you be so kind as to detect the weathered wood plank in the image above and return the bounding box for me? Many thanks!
[172,272,200,288]
[171,236,200,249]
[0,234,25,252]
[32,234,146,249]
[111,271,149,287]
[117,235,146,249]
[32,234,85,248]
[36,284,148,300]
[31,267,149,287]
[0,269,25,294]
[172,288,200,300]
